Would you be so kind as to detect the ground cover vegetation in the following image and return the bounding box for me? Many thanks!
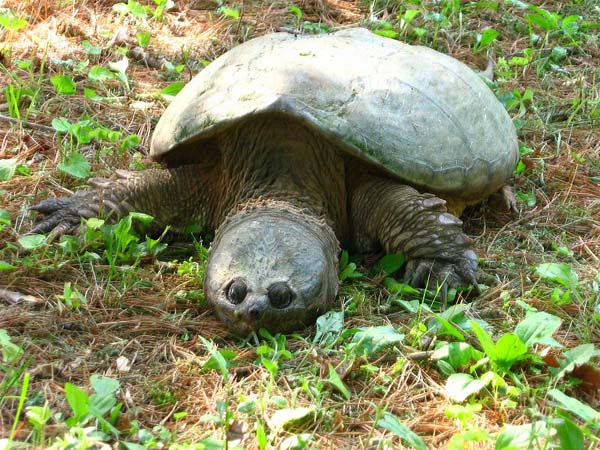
[0,0,599,448]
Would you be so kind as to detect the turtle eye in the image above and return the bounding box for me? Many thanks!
[226,279,247,305]
[268,282,293,309]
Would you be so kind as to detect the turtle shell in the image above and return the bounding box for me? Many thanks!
[151,28,518,200]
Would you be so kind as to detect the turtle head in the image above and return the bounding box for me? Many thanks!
[204,205,339,336]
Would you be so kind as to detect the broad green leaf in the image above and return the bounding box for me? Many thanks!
[126,0,148,19]
[548,389,600,426]
[199,336,229,382]
[470,320,496,360]
[50,74,76,95]
[552,416,584,450]
[0,261,16,271]
[517,191,536,207]
[0,329,23,362]
[327,363,350,399]
[432,342,482,373]
[373,29,399,39]
[339,262,362,281]
[51,117,72,133]
[0,11,28,30]
[88,65,116,82]
[84,88,103,101]
[25,405,52,430]
[0,158,17,181]
[493,333,528,371]
[373,253,405,277]
[376,412,427,450]
[71,122,93,145]
[495,422,546,450]
[551,46,567,63]
[136,31,151,48]
[120,134,140,152]
[288,5,302,21]
[268,407,315,431]
[475,28,498,52]
[260,357,278,378]
[64,382,90,421]
[81,40,101,55]
[18,234,47,250]
[89,392,116,416]
[384,277,420,296]
[90,374,119,397]
[514,311,562,347]
[428,312,466,341]
[535,262,578,289]
[85,217,105,230]
[351,326,405,356]
[0,209,9,226]
[445,373,486,402]
[549,343,599,381]
[58,152,91,179]
[203,349,236,372]
[429,304,488,340]
[237,399,256,414]
[218,6,240,19]
[313,310,344,346]
[403,9,420,22]
[159,81,185,100]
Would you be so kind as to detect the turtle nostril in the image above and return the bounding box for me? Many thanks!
[248,305,261,319]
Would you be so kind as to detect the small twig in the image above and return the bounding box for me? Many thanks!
[0,113,55,133]
[0,288,44,305]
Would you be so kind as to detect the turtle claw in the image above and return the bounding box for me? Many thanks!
[403,249,479,303]
[29,191,99,238]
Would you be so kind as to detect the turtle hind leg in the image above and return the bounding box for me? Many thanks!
[350,176,478,301]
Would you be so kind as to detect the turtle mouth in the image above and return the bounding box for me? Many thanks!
[215,300,321,336]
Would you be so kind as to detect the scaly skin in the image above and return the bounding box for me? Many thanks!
[351,176,478,301]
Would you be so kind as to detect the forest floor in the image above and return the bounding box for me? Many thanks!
[0,0,599,449]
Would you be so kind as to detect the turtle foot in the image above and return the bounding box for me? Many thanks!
[29,190,105,240]
[403,249,479,305]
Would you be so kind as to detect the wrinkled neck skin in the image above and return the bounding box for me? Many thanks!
[201,116,346,335]
[211,115,348,238]
[204,203,340,336]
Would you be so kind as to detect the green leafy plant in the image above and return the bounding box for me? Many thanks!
[377,411,427,450]
[338,250,362,281]
[64,375,122,436]
[56,282,87,310]
[0,9,28,31]
[50,74,77,95]
[474,28,499,53]
[535,262,582,303]
[442,311,562,403]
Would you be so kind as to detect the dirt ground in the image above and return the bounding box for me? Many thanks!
[0,0,599,448]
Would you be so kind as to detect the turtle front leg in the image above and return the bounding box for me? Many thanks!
[351,176,478,298]
[30,165,212,238]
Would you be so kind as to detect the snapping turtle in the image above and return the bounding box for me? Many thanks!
[31,28,518,335]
